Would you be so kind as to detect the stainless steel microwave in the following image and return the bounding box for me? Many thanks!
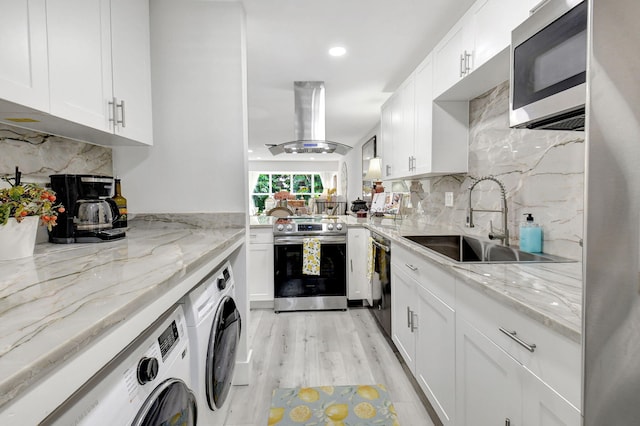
[510,0,587,130]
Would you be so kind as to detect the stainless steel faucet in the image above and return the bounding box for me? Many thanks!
[467,176,510,246]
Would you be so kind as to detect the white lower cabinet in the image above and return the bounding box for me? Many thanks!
[347,228,370,302]
[392,241,581,425]
[391,246,456,425]
[456,317,521,425]
[248,228,274,304]
[456,317,581,426]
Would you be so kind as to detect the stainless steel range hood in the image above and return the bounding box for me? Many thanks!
[267,81,352,155]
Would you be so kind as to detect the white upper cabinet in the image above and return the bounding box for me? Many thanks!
[110,0,153,145]
[433,0,540,99]
[47,0,152,145]
[0,0,49,111]
[380,53,468,180]
[47,0,114,132]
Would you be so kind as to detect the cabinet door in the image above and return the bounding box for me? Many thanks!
[413,54,433,175]
[415,284,456,425]
[348,228,369,302]
[110,0,153,145]
[522,374,581,426]
[391,265,416,371]
[47,0,113,131]
[248,243,274,302]
[456,318,521,426]
[0,0,48,111]
[392,75,415,178]
[380,98,394,179]
[472,0,530,71]
[432,17,472,98]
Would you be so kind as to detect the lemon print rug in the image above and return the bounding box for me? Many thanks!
[268,384,400,425]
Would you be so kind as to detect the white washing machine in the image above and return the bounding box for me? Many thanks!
[182,260,241,425]
[43,305,197,426]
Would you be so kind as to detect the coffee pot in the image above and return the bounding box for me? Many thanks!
[49,174,126,243]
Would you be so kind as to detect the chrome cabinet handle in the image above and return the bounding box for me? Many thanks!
[386,164,391,176]
[116,99,126,127]
[499,327,537,352]
[407,306,411,328]
[460,53,465,77]
[350,259,353,272]
[405,263,418,271]
[464,50,472,74]
[108,98,117,126]
[505,418,511,426]
[410,311,417,332]
[408,156,412,171]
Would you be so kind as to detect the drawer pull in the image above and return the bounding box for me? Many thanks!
[499,327,536,353]
[405,263,418,271]
[505,418,511,426]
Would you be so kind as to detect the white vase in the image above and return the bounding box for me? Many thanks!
[0,216,40,261]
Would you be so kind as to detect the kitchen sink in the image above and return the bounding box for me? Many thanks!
[402,235,575,264]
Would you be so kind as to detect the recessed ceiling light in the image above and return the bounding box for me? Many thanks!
[329,46,346,57]
[248,149,253,153]
[310,157,315,160]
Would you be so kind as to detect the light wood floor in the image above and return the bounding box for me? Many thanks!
[224,308,435,426]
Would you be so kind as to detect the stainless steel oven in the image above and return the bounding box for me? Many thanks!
[370,232,391,339]
[273,217,347,312]
[510,0,587,130]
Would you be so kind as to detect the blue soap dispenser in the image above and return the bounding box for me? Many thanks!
[520,213,543,253]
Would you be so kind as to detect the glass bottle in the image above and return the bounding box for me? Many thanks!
[112,178,128,228]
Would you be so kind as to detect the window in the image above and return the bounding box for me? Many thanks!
[251,173,324,212]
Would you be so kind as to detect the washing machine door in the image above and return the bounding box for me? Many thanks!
[206,295,241,410]
[132,378,197,426]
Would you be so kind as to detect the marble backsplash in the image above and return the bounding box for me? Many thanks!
[409,81,584,260]
[0,124,113,185]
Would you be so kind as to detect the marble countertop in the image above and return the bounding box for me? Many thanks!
[0,214,245,420]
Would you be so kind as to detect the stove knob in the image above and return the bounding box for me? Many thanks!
[137,357,159,385]
[336,223,343,231]
[286,224,293,231]
[327,224,334,231]
[277,224,284,231]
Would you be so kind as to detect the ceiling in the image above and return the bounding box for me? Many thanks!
[241,0,476,162]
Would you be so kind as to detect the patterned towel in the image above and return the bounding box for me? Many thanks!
[268,384,400,425]
[302,237,321,275]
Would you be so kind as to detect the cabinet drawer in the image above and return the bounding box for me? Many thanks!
[456,281,581,408]
[392,243,455,308]
[249,229,273,244]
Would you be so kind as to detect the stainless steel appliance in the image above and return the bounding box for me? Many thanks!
[273,217,347,312]
[49,174,125,243]
[370,232,391,339]
[510,0,587,130]
[583,0,640,424]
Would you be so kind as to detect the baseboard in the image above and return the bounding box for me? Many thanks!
[233,348,252,385]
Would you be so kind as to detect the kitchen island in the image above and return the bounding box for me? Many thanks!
[0,214,245,424]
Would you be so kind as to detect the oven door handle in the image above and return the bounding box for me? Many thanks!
[274,236,347,245]
[371,239,390,252]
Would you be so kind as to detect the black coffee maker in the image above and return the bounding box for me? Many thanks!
[49,174,126,244]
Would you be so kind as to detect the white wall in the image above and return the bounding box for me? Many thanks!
[112,1,248,214]
[342,124,379,204]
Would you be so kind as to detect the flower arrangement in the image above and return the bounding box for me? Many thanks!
[0,169,64,231]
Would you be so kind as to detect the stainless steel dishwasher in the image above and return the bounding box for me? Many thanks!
[370,231,391,339]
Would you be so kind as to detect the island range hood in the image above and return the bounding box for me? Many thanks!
[267,81,352,155]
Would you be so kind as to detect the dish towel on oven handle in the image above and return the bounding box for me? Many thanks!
[367,237,375,282]
[302,237,321,275]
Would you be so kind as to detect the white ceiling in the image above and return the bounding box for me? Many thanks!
[241,0,476,162]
